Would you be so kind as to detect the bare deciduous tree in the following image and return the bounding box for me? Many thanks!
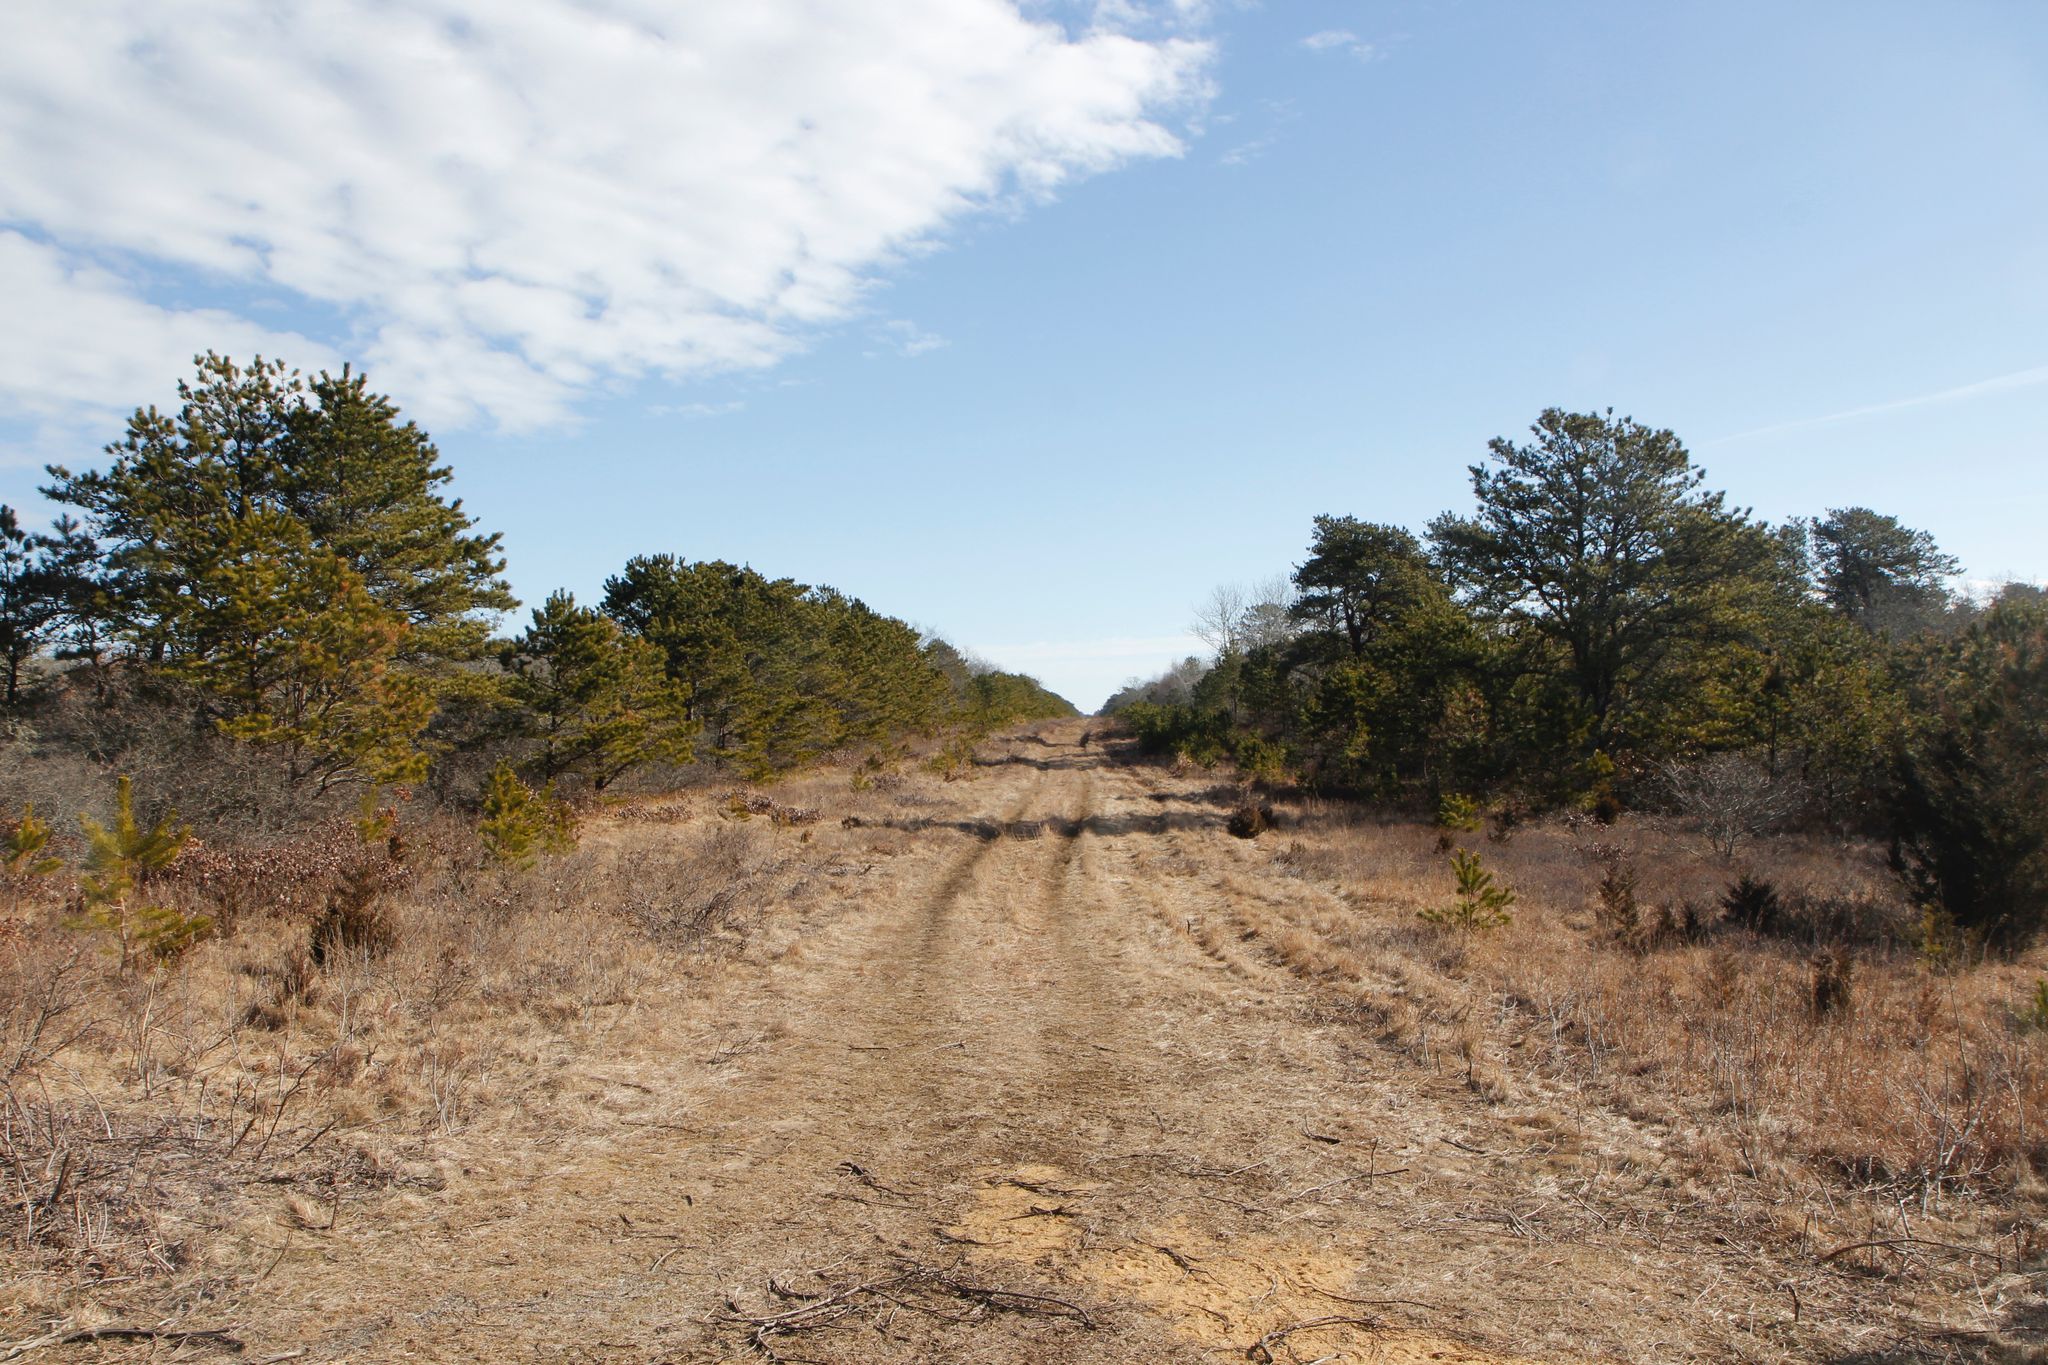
[1661,752,1804,859]
[1193,577,1296,656]
[1191,582,1249,655]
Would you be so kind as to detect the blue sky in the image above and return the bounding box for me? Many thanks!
[3,1,2043,710]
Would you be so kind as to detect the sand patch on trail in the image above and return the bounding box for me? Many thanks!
[952,1164,1553,1364]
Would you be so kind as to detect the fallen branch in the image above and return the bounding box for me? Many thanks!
[1305,1282,1438,1313]
[718,1263,1097,1356]
[1246,1315,1380,1363]
[837,1161,919,1200]
[1282,1169,1407,1202]
[1819,1236,2006,1269]
[1,1324,245,1361]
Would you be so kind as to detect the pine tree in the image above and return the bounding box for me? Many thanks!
[1429,408,1775,763]
[166,510,435,789]
[42,353,513,676]
[0,506,62,705]
[1804,507,1960,631]
[478,761,575,867]
[281,368,516,667]
[504,592,697,790]
[1889,597,2048,947]
[2,803,63,915]
[25,514,119,692]
[74,777,199,969]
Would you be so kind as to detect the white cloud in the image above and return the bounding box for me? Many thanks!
[647,400,746,419]
[0,232,343,465]
[1217,98,1297,168]
[1301,29,1375,60]
[868,319,951,359]
[1707,361,2048,445]
[0,2,1212,435]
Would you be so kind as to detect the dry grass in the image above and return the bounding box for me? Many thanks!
[9,724,2042,1360]
[0,735,978,1339]
[1245,796,2048,1280]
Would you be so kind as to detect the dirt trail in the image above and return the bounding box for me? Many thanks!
[229,730,1822,1362]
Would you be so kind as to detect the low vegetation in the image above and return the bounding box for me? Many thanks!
[0,766,879,1294]
[0,352,1074,1326]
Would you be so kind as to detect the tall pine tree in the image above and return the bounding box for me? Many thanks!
[504,592,698,791]
[43,353,513,674]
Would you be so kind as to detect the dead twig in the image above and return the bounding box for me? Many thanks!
[1246,1314,1380,1362]
[934,1229,1002,1247]
[1002,1203,1076,1222]
[718,1264,1097,1356]
[1282,1168,1408,1202]
[997,1175,1082,1197]
[1305,1281,1438,1313]
[1819,1236,2006,1269]
[837,1160,919,1200]
[589,1074,656,1092]
[1140,1241,1204,1276]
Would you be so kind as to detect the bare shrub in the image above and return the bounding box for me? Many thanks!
[163,819,393,928]
[1660,752,1804,858]
[1,931,94,1084]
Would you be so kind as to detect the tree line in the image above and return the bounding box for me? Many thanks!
[0,354,1073,808]
[1105,407,2045,947]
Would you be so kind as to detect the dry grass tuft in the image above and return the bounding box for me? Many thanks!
[1244,800,2048,1239]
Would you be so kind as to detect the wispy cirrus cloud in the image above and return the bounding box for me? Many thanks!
[867,320,951,359]
[1301,29,1376,61]
[1217,98,1299,168]
[0,2,1214,439]
[1707,361,2048,445]
[647,400,746,420]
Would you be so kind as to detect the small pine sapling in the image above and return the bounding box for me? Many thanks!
[3,803,64,912]
[2018,979,2048,1035]
[73,777,205,968]
[478,762,577,867]
[1721,874,1783,935]
[1593,848,1646,951]
[1435,792,1482,852]
[1421,847,1516,934]
[1810,949,1853,1019]
[1437,793,1483,832]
